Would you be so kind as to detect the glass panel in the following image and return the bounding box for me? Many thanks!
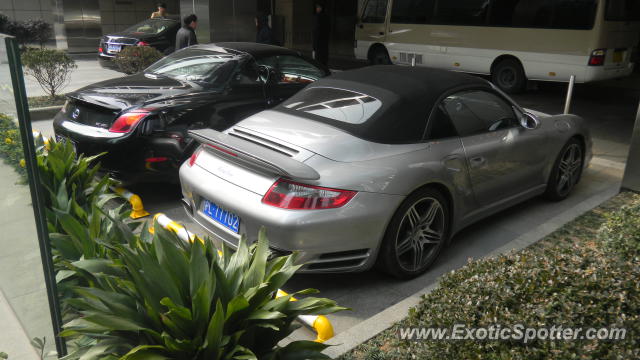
[283,87,382,124]
[390,0,436,24]
[0,36,58,357]
[605,0,640,21]
[362,0,388,23]
[433,0,490,26]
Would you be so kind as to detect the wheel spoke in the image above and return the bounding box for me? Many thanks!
[423,201,440,227]
[419,228,441,244]
[396,236,413,256]
[411,241,423,270]
[406,206,421,228]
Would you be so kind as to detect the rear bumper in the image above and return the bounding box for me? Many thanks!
[53,115,180,183]
[179,161,405,273]
[583,63,635,82]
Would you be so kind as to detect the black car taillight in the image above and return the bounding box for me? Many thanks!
[109,111,150,133]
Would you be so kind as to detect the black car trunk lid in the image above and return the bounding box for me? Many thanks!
[64,97,120,130]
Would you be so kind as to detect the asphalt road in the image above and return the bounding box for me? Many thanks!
[30,70,639,341]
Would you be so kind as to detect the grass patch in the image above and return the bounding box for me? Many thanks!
[341,192,640,359]
[28,94,66,108]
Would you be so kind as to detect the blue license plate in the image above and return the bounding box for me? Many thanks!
[202,199,240,233]
[107,44,121,53]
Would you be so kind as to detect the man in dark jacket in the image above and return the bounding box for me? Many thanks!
[176,14,198,50]
[312,3,329,66]
[255,14,273,44]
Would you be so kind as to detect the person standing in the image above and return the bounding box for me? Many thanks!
[312,3,329,66]
[176,14,198,50]
[150,2,168,18]
[255,14,274,45]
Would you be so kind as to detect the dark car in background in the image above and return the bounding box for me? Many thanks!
[55,43,330,183]
[99,18,180,69]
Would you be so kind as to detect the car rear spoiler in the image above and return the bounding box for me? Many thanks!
[188,129,320,181]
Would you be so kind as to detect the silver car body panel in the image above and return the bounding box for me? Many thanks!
[180,104,592,273]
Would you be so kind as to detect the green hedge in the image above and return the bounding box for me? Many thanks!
[0,113,26,180]
[342,193,640,360]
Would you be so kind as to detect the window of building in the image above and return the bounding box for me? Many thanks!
[433,0,490,26]
[442,90,517,136]
[390,0,436,24]
[362,0,388,23]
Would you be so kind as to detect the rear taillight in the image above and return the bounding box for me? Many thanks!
[588,49,606,66]
[188,146,203,167]
[137,41,150,46]
[109,111,150,133]
[98,47,103,53]
[262,178,357,210]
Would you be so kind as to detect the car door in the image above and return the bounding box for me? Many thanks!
[442,89,548,206]
[256,54,327,106]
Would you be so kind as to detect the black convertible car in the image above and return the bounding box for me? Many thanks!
[55,43,330,183]
[99,18,180,69]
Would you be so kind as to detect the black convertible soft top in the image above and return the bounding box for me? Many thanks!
[277,65,492,144]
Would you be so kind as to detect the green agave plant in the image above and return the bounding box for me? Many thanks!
[61,217,347,360]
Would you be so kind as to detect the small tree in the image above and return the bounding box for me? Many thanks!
[22,20,53,48]
[21,49,77,98]
[114,45,163,74]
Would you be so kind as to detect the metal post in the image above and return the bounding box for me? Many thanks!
[622,100,640,192]
[411,56,416,67]
[563,75,576,114]
[5,37,67,356]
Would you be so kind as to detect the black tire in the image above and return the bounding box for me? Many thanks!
[369,45,391,65]
[377,187,450,279]
[545,139,584,201]
[491,58,526,94]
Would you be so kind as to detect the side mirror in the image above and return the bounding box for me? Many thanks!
[520,112,540,130]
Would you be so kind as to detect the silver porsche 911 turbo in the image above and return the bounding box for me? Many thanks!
[179,66,592,278]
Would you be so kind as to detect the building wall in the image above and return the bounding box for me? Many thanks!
[0,0,54,23]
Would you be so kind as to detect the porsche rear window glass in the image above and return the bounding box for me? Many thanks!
[283,87,382,124]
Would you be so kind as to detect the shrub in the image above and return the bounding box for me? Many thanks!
[22,48,76,98]
[61,226,346,359]
[599,202,640,260]
[114,46,163,74]
[22,19,53,48]
[0,13,9,33]
[0,113,26,180]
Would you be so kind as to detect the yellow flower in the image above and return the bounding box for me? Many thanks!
[4,138,12,144]
[19,159,26,168]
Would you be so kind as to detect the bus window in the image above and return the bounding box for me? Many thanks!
[553,0,597,29]
[433,0,490,26]
[605,0,640,21]
[390,0,435,24]
[511,0,554,27]
[362,0,388,23]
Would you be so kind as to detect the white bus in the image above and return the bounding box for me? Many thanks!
[355,0,640,93]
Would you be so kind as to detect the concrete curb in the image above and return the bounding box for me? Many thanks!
[29,105,62,121]
[322,174,622,358]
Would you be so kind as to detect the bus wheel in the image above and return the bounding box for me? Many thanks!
[492,58,526,94]
[369,46,391,65]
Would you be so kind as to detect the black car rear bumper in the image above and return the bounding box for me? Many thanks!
[53,114,181,183]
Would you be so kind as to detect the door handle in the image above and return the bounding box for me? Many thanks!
[469,156,486,168]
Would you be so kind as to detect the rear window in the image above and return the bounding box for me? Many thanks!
[283,87,382,124]
[123,19,176,35]
[606,0,640,21]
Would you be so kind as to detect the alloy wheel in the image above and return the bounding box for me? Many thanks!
[556,143,582,197]
[394,197,445,272]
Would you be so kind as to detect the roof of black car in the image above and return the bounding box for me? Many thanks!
[210,42,301,58]
[277,66,493,144]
